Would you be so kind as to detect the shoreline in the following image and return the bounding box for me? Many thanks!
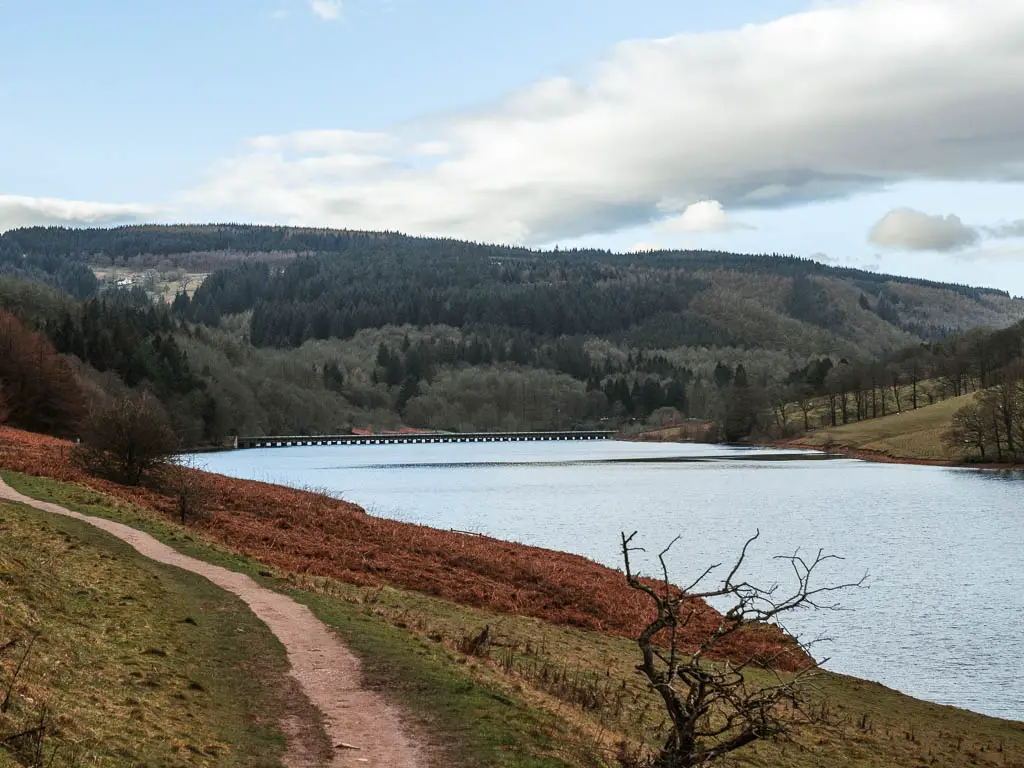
[764,438,1024,471]
[189,430,1024,471]
[5,426,1024,733]
[0,425,810,670]
[765,440,956,467]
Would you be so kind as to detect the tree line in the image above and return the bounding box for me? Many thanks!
[4,265,1023,446]
[0,274,704,441]
[172,245,1008,352]
[0,309,84,436]
[764,319,1024,461]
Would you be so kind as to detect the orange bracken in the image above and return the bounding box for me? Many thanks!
[0,426,809,670]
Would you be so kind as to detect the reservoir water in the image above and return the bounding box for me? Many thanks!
[192,441,1024,722]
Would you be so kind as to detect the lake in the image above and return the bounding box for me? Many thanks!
[191,441,1024,722]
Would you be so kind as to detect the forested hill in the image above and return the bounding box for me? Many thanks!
[3,225,1020,358]
[1,224,1022,442]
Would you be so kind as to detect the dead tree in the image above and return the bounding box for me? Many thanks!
[620,530,865,767]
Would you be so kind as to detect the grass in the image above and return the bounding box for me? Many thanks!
[790,394,976,461]
[0,496,326,767]
[287,579,1024,768]
[1,471,589,768]
[5,471,1023,768]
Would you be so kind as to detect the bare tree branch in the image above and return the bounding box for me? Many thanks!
[619,531,865,767]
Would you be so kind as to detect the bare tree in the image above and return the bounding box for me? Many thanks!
[157,456,211,523]
[620,530,865,767]
[943,369,1024,464]
[823,369,840,427]
[76,392,180,485]
[793,386,815,433]
[887,365,904,414]
[944,402,989,460]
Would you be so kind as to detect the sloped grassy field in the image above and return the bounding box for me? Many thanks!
[0,497,325,767]
[0,426,804,669]
[4,470,1022,768]
[792,394,976,461]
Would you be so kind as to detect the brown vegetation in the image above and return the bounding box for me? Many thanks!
[75,392,180,485]
[0,425,809,670]
[0,310,84,437]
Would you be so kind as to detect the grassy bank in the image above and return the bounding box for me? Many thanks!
[5,471,1023,768]
[0,494,326,767]
[626,393,972,465]
[3,471,590,768]
[782,394,975,462]
[0,426,802,669]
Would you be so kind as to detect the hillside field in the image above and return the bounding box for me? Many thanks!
[786,394,976,462]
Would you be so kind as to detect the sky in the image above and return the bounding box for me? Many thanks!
[2,0,1023,295]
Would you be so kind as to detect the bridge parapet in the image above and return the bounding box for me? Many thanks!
[235,430,616,449]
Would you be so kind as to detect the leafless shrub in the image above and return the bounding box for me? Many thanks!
[458,625,491,658]
[74,392,179,486]
[0,632,60,768]
[156,456,212,524]
[620,530,866,767]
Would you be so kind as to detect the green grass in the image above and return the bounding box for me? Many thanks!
[5,471,1024,768]
[0,498,323,767]
[1,471,588,768]
[794,394,976,461]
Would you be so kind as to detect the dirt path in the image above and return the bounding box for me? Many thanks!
[0,477,424,768]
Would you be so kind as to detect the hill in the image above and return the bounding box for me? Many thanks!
[4,225,1021,358]
[1,224,1022,440]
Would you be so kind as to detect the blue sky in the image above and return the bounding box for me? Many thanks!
[2,0,1023,295]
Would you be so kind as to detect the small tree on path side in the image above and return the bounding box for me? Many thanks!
[158,456,211,524]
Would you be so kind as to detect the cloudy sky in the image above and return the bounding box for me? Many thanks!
[2,0,1023,295]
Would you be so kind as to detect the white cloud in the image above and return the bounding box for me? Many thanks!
[310,0,342,21]
[248,129,392,155]
[189,0,1024,243]
[959,243,1024,262]
[809,252,839,265]
[630,242,665,253]
[984,219,1024,239]
[654,200,752,234]
[412,141,451,157]
[869,208,979,252]
[0,194,156,232]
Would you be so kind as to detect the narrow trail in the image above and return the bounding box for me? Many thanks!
[0,477,424,768]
